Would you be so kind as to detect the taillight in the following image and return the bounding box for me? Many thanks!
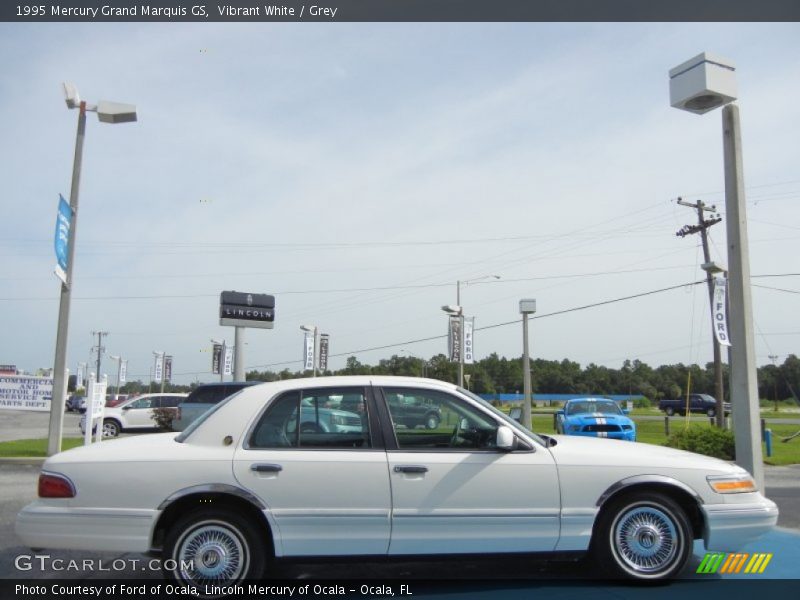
[38,472,76,498]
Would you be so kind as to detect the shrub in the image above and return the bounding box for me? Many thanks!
[151,407,176,431]
[665,425,735,460]
[633,397,651,409]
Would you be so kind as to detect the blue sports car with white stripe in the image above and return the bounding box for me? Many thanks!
[556,398,636,441]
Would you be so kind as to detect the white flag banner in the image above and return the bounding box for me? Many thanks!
[154,354,164,383]
[119,360,127,384]
[303,332,315,371]
[712,277,732,347]
[76,364,84,388]
[463,317,475,364]
[223,347,233,376]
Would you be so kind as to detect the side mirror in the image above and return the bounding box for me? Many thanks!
[497,426,516,451]
[622,409,630,415]
[556,410,565,416]
[121,406,131,411]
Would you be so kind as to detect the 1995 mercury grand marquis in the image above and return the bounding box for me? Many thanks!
[16,377,777,585]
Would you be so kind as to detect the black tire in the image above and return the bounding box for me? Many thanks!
[163,508,267,586]
[706,408,716,418]
[102,419,120,438]
[664,407,675,417]
[425,413,440,430]
[592,492,692,581]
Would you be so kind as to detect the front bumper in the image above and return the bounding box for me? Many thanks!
[702,498,779,551]
[566,430,636,441]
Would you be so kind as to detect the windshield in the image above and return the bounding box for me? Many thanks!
[566,400,623,416]
[458,388,547,447]
[175,390,245,443]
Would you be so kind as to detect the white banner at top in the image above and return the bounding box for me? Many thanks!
[153,354,164,383]
[119,360,127,384]
[712,277,732,347]
[463,317,475,364]
[303,332,315,371]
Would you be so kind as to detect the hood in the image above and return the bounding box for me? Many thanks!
[548,434,739,475]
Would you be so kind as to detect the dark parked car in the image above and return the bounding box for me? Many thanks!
[384,391,442,429]
[65,395,85,413]
[172,382,259,431]
[659,393,731,417]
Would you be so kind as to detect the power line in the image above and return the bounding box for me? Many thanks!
[235,279,706,373]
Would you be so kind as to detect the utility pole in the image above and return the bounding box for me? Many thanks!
[676,198,726,427]
[91,331,108,384]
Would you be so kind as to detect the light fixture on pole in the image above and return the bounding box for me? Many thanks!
[519,299,537,430]
[300,325,319,377]
[441,304,464,387]
[670,52,764,490]
[48,83,137,457]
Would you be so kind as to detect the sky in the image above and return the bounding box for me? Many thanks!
[0,21,798,385]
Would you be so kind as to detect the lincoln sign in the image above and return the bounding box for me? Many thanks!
[220,291,276,329]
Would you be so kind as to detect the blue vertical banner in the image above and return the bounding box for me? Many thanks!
[54,194,73,285]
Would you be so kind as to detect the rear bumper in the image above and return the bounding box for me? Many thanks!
[15,501,156,553]
[702,498,779,551]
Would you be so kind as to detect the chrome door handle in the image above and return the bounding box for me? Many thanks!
[394,465,428,474]
[251,463,283,473]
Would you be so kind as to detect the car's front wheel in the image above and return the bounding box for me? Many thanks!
[592,492,692,581]
[102,419,120,438]
[707,408,716,418]
[163,509,266,586]
[664,407,675,417]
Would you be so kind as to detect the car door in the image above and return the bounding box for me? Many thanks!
[379,386,561,555]
[232,386,391,557]
[123,396,156,428]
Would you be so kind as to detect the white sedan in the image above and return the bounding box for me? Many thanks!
[17,376,777,587]
[79,393,188,438]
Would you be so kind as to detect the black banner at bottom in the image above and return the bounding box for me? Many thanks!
[3,579,799,600]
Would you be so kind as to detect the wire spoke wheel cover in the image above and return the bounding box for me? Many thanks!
[612,506,678,574]
[175,520,249,585]
[594,492,691,580]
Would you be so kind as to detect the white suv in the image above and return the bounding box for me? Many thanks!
[80,393,187,438]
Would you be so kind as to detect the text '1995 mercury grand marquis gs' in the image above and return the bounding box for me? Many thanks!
[16,376,777,586]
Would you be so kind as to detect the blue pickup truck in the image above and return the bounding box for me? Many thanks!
[658,393,731,417]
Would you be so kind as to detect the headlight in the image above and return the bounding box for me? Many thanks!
[707,474,757,494]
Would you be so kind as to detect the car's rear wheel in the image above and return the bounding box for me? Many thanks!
[163,509,266,586]
[706,408,716,418]
[102,419,120,438]
[592,492,692,581]
[425,413,440,430]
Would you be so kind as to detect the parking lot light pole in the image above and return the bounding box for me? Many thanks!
[520,299,537,430]
[669,53,764,490]
[48,83,137,457]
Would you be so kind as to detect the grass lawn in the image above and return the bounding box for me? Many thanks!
[523,407,800,465]
[0,437,85,457]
